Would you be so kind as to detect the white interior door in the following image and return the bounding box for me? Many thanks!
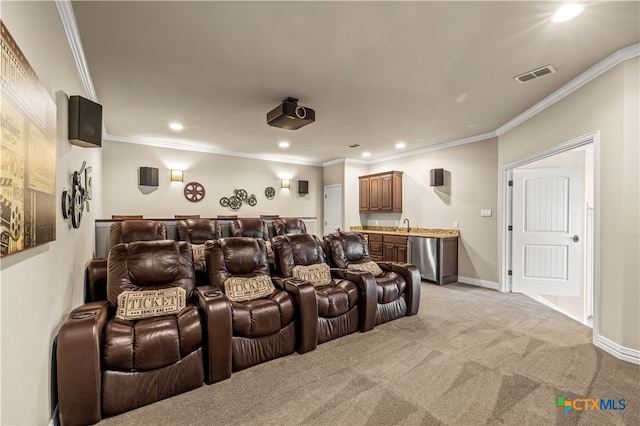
[512,168,583,296]
[323,184,342,235]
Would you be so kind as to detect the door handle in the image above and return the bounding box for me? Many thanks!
[571,235,580,243]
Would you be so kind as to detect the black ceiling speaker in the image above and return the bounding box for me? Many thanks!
[267,97,315,130]
[139,167,159,187]
[68,95,102,147]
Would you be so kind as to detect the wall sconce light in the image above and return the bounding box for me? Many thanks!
[171,170,184,182]
[281,179,290,189]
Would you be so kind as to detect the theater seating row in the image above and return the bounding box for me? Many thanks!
[56,219,420,426]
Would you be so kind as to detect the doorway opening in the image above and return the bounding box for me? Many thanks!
[499,131,599,333]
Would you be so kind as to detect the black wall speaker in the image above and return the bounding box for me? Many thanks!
[68,95,102,148]
[430,168,444,187]
[298,180,309,195]
[139,167,159,187]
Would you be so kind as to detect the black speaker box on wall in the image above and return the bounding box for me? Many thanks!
[298,180,309,195]
[139,167,159,187]
[69,95,103,148]
[430,168,444,187]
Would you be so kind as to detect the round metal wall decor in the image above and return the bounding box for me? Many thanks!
[184,182,205,202]
[265,187,275,200]
[220,188,257,211]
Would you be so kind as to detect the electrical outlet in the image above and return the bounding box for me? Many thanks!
[453,221,459,229]
[481,209,492,217]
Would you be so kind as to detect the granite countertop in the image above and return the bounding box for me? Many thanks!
[350,226,459,238]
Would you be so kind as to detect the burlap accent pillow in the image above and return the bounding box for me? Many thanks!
[115,288,187,320]
[191,243,206,263]
[264,240,274,258]
[292,263,332,287]
[224,275,275,302]
[351,261,384,277]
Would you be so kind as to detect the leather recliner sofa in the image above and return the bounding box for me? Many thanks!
[324,231,421,325]
[86,219,167,302]
[176,218,222,284]
[272,233,377,346]
[57,240,221,425]
[200,237,317,378]
[272,218,307,236]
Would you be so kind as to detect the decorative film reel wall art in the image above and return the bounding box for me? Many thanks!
[61,161,92,229]
[220,189,257,211]
[184,182,205,202]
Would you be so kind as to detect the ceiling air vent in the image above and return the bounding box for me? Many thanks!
[514,65,556,84]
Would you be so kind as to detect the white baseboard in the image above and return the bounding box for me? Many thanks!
[457,276,500,291]
[595,335,640,365]
[524,295,640,366]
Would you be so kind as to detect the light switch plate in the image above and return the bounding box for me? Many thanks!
[481,209,492,217]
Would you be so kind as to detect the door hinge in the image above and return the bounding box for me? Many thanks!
[508,270,512,276]
[508,225,513,231]
[508,180,513,186]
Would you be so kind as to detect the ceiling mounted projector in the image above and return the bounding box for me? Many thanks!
[267,97,315,130]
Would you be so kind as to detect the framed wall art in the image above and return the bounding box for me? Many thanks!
[1,20,57,257]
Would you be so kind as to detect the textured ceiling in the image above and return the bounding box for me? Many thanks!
[70,1,640,164]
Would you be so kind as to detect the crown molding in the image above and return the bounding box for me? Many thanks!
[57,1,638,167]
[55,0,98,102]
[496,43,640,136]
[104,133,323,167]
[368,131,498,164]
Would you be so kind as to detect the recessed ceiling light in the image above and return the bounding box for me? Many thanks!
[395,142,406,149]
[278,141,290,148]
[169,122,183,131]
[552,3,584,22]
[362,152,371,158]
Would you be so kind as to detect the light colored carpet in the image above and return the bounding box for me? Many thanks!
[98,283,639,425]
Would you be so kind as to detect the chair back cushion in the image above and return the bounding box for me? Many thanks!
[230,219,269,239]
[205,238,270,286]
[323,231,371,268]
[272,218,307,236]
[109,220,167,248]
[272,233,327,277]
[176,219,221,244]
[107,240,195,308]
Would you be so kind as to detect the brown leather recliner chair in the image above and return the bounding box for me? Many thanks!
[57,240,220,425]
[201,237,317,377]
[272,218,307,236]
[324,231,421,325]
[272,233,377,346]
[229,218,269,238]
[176,219,222,284]
[86,220,167,302]
[229,218,275,269]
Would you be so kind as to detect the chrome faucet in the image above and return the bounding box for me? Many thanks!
[403,218,410,233]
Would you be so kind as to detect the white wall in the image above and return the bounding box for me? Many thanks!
[0,2,103,424]
[346,138,499,283]
[498,57,639,352]
[102,140,323,221]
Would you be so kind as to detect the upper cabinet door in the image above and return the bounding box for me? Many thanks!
[358,171,403,213]
[369,175,381,210]
[359,177,370,212]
